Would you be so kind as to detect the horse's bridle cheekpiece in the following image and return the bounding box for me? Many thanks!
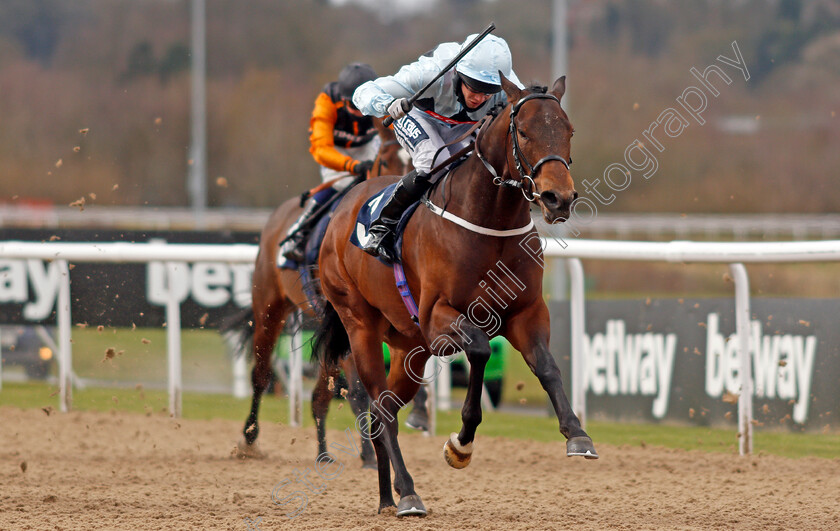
[476,92,572,203]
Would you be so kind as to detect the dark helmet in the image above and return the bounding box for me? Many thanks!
[337,62,377,100]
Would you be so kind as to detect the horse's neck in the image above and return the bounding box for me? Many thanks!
[432,134,531,232]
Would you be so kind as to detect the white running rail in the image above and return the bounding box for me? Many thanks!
[544,238,840,455]
[0,241,258,416]
[3,238,839,455]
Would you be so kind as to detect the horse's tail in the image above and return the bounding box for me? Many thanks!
[219,305,255,360]
[311,301,350,367]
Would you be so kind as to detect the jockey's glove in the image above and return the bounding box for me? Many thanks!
[353,160,375,177]
[387,98,412,120]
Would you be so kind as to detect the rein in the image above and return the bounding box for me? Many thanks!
[421,115,536,237]
[475,92,572,202]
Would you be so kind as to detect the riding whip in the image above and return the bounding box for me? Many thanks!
[383,22,497,127]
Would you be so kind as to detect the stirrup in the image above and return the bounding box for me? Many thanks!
[280,233,306,262]
[376,246,396,264]
[362,230,396,262]
[283,246,305,263]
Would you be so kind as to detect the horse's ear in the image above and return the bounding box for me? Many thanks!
[500,71,523,105]
[551,76,566,101]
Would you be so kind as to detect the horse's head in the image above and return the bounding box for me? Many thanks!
[500,74,577,224]
[371,117,410,177]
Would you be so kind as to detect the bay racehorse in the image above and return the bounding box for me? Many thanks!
[313,74,597,516]
[228,118,407,464]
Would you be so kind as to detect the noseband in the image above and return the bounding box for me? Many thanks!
[476,92,572,202]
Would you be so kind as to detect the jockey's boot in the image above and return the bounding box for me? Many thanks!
[362,169,431,263]
[279,198,320,263]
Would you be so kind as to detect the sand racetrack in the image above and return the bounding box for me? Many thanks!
[1,406,839,530]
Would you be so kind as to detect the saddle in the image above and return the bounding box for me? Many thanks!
[278,179,363,271]
[278,183,360,315]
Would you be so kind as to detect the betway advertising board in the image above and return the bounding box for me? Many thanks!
[0,228,257,328]
[548,299,840,431]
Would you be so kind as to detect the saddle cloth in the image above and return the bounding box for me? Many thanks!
[348,182,422,265]
[278,194,343,271]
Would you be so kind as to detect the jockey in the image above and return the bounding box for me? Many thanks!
[280,62,380,263]
[352,34,524,262]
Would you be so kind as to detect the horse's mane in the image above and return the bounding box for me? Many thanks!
[526,84,548,94]
[487,85,548,119]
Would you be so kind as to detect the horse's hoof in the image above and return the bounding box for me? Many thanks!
[235,438,266,459]
[361,459,378,470]
[396,494,427,517]
[566,436,599,459]
[443,432,473,469]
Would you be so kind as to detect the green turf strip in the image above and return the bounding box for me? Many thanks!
[2,381,837,460]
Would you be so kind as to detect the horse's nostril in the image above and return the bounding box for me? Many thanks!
[541,191,560,208]
[572,190,579,202]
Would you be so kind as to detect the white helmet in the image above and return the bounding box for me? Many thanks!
[455,34,513,94]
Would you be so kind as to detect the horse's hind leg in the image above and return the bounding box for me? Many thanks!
[312,357,376,468]
[368,413,396,513]
[311,362,338,459]
[348,327,426,516]
[238,297,290,458]
[340,357,377,468]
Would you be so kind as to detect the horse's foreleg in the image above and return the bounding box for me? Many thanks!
[505,306,598,459]
[404,384,429,432]
[457,329,491,447]
[426,306,489,468]
[412,384,427,410]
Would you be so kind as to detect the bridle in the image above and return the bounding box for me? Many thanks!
[475,92,572,202]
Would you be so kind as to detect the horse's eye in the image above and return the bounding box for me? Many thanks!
[519,132,529,141]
